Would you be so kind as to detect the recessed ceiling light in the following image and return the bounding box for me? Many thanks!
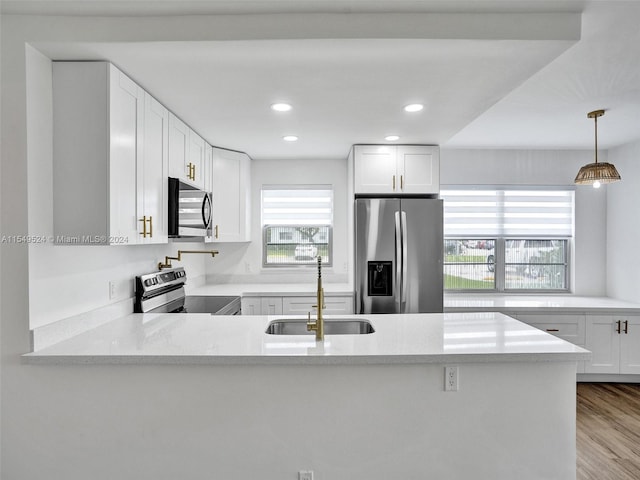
[404,104,424,113]
[385,135,400,141]
[283,135,298,142]
[271,103,292,112]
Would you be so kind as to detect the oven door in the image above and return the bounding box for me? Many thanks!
[168,178,212,237]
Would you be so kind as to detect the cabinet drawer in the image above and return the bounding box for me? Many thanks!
[282,295,353,315]
[516,314,585,345]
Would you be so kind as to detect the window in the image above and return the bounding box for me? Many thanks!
[442,188,574,292]
[262,186,333,266]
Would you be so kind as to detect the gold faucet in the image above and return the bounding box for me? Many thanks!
[307,256,325,341]
[158,250,219,270]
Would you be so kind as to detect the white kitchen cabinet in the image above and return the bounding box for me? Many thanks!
[620,316,640,374]
[585,315,640,374]
[53,62,152,245]
[188,129,206,189]
[353,145,439,194]
[203,143,213,194]
[516,313,586,373]
[352,145,397,194]
[515,314,586,345]
[397,145,440,193]
[240,297,262,315]
[282,295,354,315]
[137,93,169,244]
[168,113,190,183]
[241,294,353,315]
[241,297,283,316]
[207,147,251,243]
[261,297,283,315]
[168,113,204,188]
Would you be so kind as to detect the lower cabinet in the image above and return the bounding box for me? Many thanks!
[241,294,353,316]
[516,313,587,374]
[240,297,262,315]
[514,312,640,376]
[282,296,353,315]
[584,315,640,374]
[262,297,283,315]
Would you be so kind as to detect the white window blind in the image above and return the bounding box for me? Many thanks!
[261,186,333,226]
[441,189,574,237]
[261,186,333,266]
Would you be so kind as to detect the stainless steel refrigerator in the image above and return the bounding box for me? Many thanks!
[355,197,443,314]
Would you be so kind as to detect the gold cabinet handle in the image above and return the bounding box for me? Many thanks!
[187,162,195,180]
[400,175,404,190]
[139,215,148,238]
[147,216,153,238]
[616,320,622,334]
[392,175,396,190]
[624,320,629,334]
[214,224,219,239]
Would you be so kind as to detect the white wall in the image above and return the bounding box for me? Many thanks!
[205,157,350,284]
[606,139,640,302]
[441,148,608,295]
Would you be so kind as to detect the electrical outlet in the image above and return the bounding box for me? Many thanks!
[299,470,314,480]
[244,262,252,273]
[445,366,459,391]
[109,281,116,300]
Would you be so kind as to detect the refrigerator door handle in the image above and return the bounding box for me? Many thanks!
[401,210,408,309]
[395,211,402,310]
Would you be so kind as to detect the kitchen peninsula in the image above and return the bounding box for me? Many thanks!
[24,312,587,480]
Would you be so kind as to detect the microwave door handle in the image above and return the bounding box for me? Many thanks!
[202,194,212,229]
[395,211,402,312]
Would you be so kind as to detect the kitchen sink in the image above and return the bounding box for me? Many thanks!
[183,295,241,315]
[265,318,375,335]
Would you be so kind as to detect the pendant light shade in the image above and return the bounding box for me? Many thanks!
[574,109,621,186]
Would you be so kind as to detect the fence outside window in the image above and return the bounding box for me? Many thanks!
[442,188,574,292]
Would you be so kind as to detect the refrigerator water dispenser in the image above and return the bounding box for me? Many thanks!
[368,261,393,296]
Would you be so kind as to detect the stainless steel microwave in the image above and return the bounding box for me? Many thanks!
[168,177,212,238]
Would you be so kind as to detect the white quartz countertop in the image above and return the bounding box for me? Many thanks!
[443,294,640,312]
[187,282,353,297]
[187,282,640,312]
[23,312,589,365]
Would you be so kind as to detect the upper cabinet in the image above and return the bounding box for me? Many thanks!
[188,129,206,189]
[352,145,439,194]
[138,93,169,244]
[206,147,251,243]
[53,62,168,245]
[168,113,205,189]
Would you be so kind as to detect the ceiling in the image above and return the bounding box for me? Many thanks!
[7,0,640,160]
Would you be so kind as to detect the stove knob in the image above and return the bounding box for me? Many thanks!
[144,279,152,287]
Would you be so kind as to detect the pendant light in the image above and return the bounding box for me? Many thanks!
[574,109,621,188]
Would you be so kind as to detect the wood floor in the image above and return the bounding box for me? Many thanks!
[577,383,640,480]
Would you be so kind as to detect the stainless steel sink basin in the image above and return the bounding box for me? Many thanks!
[265,318,375,335]
[183,295,241,315]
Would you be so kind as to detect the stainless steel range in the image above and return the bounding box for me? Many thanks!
[134,267,241,315]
